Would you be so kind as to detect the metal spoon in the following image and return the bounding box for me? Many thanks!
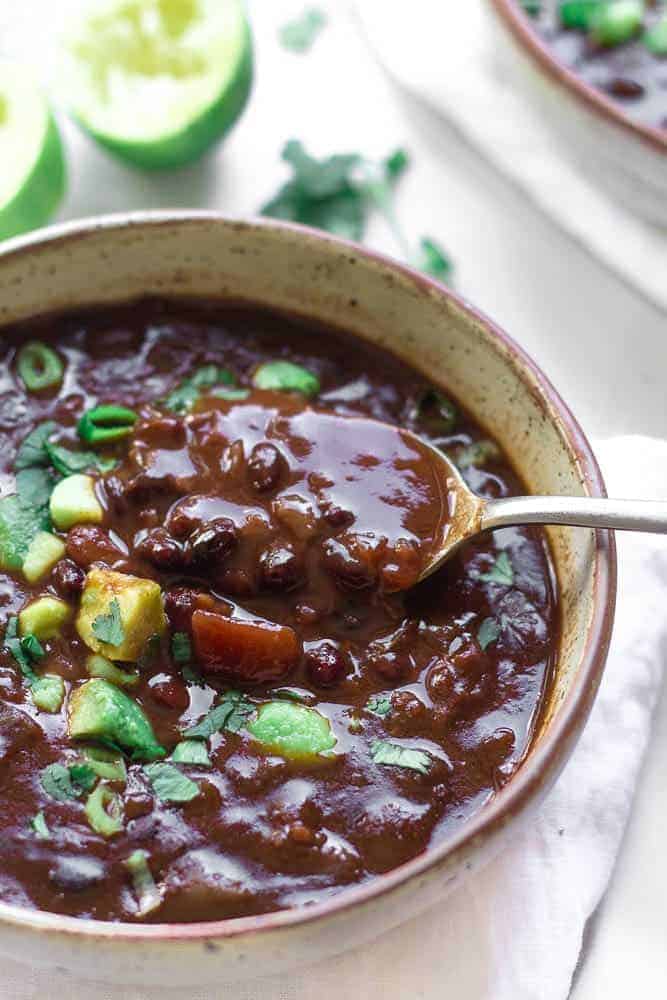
[414,434,667,582]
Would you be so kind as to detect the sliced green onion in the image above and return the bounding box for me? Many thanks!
[590,1,643,46]
[559,0,601,29]
[84,782,123,838]
[125,850,162,917]
[82,746,127,783]
[17,342,64,392]
[252,361,320,397]
[644,14,667,55]
[78,405,137,444]
[30,811,51,840]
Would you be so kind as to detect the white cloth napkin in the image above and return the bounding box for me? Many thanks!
[353,0,667,314]
[3,436,666,1000]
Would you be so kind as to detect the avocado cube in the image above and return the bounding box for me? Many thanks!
[49,474,103,531]
[68,678,165,761]
[19,596,72,640]
[31,675,66,713]
[22,531,66,583]
[76,568,166,662]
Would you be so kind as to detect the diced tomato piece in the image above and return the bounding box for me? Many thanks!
[192,610,301,683]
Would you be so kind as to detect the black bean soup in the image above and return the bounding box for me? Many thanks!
[0,299,558,923]
[520,0,667,130]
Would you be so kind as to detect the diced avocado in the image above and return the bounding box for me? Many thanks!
[19,596,72,640]
[31,674,65,713]
[248,701,336,758]
[49,473,103,530]
[76,568,166,662]
[82,745,127,782]
[22,531,66,583]
[86,653,139,687]
[68,678,165,761]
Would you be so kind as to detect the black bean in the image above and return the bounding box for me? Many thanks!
[135,528,185,571]
[260,543,303,591]
[247,442,285,493]
[305,641,347,687]
[186,517,238,569]
[50,558,86,598]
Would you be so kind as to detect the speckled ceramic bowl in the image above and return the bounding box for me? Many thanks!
[485,0,667,227]
[0,213,616,986]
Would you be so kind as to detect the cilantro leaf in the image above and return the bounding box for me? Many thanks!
[3,616,43,684]
[370,739,431,775]
[183,690,254,740]
[171,632,192,665]
[14,422,58,470]
[261,141,408,243]
[366,694,392,718]
[163,366,235,414]
[40,763,78,802]
[143,763,199,803]
[30,811,51,840]
[477,617,501,651]
[40,762,98,801]
[413,237,454,283]
[91,599,125,647]
[68,763,97,794]
[171,740,212,767]
[45,442,116,477]
[480,551,514,587]
[280,7,326,52]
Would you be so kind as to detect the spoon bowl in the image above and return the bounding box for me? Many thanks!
[414,432,667,583]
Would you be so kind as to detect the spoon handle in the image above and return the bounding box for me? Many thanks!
[481,496,667,535]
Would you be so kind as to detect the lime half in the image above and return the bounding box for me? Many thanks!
[62,0,253,170]
[0,64,66,241]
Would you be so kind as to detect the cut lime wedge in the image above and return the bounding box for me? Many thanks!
[0,64,66,241]
[61,0,253,170]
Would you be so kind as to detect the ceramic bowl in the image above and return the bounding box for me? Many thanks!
[0,213,616,986]
[485,0,667,227]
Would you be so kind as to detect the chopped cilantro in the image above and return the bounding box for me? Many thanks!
[477,617,501,651]
[3,616,43,684]
[280,7,326,52]
[261,140,408,242]
[40,763,78,802]
[171,631,192,665]
[45,442,116,477]
[183,690,254,740]
[370,739,432,774]
[171,740,212,767]
[68,763,97,794]
[480,551,514,587]
[143,763,199,803]
[91,599,125,647]
[520,0,541,15]
[40,761,99,801]
[14,422,57,470]
[163,366,235,414]
[413,237,454,283]
[366,694,392,718]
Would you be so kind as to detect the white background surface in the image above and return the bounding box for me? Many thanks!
[1,1,667,996]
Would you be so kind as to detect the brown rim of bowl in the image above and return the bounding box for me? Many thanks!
[0,212,616,944]
[488,0,667,155]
